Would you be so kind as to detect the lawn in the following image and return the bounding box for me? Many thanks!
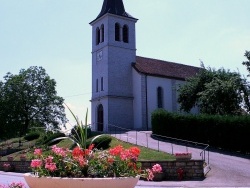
[0,135,175,161]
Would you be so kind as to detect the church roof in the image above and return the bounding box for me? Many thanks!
[91,0,137,23]
[133,56,201,80]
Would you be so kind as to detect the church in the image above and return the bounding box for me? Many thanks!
[90,0,200,131]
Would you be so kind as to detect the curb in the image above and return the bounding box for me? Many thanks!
[0,171,25,177]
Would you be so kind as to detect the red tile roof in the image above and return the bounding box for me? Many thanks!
[133,56,201,80]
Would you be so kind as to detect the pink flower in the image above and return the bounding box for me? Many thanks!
[34,149,42,156]
[152,164,162,173]
[3,163,11,168]
[120,149,130,161]
[45,156,54,164]
[8,182,26,188]
[146,169,154,181]
[174,152,191,156]
[76,156,87,167]
[45,163,57,172]
[52,145,66,157]
[31,159,42,168]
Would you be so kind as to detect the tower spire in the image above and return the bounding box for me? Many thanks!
[91,0,136,23]
[99,0,125,17]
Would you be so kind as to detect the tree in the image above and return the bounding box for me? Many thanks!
[243,51,250,76]
[178,66,250,115]
[0,66,67,139]
[0,81,10,138]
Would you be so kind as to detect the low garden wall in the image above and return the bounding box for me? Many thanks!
[140,160,204,180]
[0,160,204,181]
[0,161,30,173]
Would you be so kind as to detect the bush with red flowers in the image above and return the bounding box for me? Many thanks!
[30,144,146,178]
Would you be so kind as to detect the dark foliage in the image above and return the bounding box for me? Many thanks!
[0,66,67,139]
[24,132,40,141]
[243,51,250,76]
[152,109,250,153]
[178,65,250,115]
[87,135,112,150]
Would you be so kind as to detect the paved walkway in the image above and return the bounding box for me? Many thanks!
[112,131,250,187]
[1,131,250,187]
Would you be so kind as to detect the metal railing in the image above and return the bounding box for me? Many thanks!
[103,124,210,165]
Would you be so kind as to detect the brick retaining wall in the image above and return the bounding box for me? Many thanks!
[0,161,30,173]
[140,160,204,180]
[0,160,204,180]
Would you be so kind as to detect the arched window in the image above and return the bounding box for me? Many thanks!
[123,25,129,43]
[115,23,120,41]
[101,24,104,43]
[96,27,100,45]
[157,87,163,108]
[97,104,104,132]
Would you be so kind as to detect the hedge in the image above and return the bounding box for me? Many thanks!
[152,109,250,153]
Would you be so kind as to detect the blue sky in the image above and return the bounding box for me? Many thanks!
[1,0,250,129]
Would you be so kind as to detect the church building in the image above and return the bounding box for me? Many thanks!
[90,0,200,131]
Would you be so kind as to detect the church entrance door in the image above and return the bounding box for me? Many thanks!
[97,104,104,132]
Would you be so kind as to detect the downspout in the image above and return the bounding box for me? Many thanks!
[145,74,148,131]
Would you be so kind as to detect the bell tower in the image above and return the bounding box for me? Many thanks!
[90,0,138,131]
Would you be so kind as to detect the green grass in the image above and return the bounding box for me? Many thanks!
[0,134,175,161]
[110,137,175,161]
[56,138,74,148]
[56,136,175,161]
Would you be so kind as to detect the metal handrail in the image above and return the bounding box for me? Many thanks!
[104,123,210,164]
[151,132,210,164]
[200,145,210,164]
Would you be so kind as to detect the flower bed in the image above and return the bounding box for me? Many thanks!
[24,144,165,188]
[30,145,144,178]
[174,153,192,160]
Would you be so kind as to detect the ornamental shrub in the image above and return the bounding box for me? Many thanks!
[24,132,40,141]
[87,135,112,150]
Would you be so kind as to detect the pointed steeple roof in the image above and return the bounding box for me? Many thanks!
[90,0,137,23]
